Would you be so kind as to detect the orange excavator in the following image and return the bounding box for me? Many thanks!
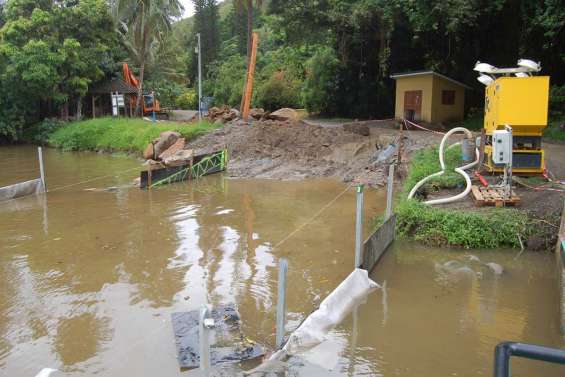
[123,63,161,115]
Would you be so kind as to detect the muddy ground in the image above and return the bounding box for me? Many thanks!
[186,118,565,245]
[186,119,438,186]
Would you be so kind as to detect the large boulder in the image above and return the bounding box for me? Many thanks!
[153,131,181,158]
[249,108,265,120]
[158,138,186,161]
[267,108,299,123]
[143,142,155,160]
[163,149,194,166]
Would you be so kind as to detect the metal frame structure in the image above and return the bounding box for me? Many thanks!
[493,342,565,377]
[149,149,227,188]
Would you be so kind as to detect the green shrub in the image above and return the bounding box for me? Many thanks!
[144,79,186,108]
[208,55,247,107]
[22,118,65,144]
[176,89,198,110]
[49,117,219,154]
[550,84,565,117]
[303,47,340,114]
[257,71,302,110]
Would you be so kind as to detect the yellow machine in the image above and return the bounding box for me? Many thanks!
[477,62,550,174]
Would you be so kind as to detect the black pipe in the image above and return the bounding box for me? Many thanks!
[494,342,565,377]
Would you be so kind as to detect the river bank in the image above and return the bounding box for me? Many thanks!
[19,115,564,251]
[34,117,218,154]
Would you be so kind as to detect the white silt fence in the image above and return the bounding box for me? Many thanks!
[0,147,46,202]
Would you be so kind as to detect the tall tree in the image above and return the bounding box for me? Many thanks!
[0,0,118,127]
[190,0,220,79]
[234,0,262,60]
[113,0,182,116]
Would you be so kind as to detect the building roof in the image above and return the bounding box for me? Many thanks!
[90,78,139,94]
[390,70,472,89]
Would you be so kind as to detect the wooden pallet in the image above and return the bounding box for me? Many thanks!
[471,185,520,207]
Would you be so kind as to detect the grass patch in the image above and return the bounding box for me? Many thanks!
[395,200,529,249]
[391,145,537,249]
[404,145,465,195]
[48,117,219,154]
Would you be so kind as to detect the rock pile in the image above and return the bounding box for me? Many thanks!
[207,106,240,124]
[143,131,193,167]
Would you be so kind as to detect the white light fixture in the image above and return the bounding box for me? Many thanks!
[474,61,496,73]
[515,72,529,78]
[517,59,540,72]
[477,74,494,86]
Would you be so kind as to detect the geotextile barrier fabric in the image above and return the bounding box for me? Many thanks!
[0,179,44,202]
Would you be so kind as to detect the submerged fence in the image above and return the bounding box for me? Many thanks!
[0,147,46,202]
[357,164,397,273]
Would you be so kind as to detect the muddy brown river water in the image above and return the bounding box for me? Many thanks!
[1,145,564,376]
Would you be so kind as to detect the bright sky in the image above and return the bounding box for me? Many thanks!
[180,0,195,18]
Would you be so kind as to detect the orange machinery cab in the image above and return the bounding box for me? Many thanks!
[122,63,161,114]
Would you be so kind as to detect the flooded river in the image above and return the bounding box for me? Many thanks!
[1,145,564,376]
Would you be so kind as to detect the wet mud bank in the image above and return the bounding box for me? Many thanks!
[185,119,436,187]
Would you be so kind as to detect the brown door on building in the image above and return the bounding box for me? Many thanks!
[404,90,422,121]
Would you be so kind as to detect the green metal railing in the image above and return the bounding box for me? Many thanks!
[150,149,227,188]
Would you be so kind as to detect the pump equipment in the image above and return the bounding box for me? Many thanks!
[474,59,550,174]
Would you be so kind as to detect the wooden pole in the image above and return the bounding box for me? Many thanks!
[242,32,259,121]
[92,96,96,119]
[385,164,395,220]
[397,121,404,165]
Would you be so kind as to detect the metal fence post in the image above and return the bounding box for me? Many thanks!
[276,258,288,349]
[38,147,46,193]
[199,306,211,377]
[355,184,364,269]
[385,164,394,220]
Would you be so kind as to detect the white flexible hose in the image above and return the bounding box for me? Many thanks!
[408,127,479,205]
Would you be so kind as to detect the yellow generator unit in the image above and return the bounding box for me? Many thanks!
[482,75,550,174]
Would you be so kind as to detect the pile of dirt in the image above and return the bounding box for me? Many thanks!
[185,118,432,186]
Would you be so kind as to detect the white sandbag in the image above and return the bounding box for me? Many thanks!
[282,268,380,355]
[0,178,44,202]
[244,269,380,376]
[34,368,57,377]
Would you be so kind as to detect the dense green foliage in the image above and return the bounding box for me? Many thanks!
[0,0,563,142]
[0,0,121,140]
[49,117,218,153]
[543,117,565,142]
[199,0,564,115]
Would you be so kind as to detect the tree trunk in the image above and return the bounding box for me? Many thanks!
[246,0,253,61]
[135,61,145,117]
[76,96,82,121]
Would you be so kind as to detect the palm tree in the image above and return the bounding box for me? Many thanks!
[234,0,262,61]
[113,0,182,116]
